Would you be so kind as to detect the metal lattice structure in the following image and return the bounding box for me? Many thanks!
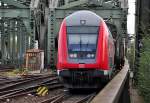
[47,0,128,67]
[0,0,128,68]
[0,0,33,66]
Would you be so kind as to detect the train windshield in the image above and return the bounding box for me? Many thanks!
[67,26,98,52]
[67,26,99,60]
[68,35,97,51]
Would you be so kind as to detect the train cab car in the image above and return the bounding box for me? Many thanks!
[106,22,125,69]
[57,10,115,88]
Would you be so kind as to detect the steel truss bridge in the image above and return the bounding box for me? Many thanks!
[0,0,128,67]
[0,1,131,103]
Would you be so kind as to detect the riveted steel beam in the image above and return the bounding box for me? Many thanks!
[58,0,89,9]
[1,0,28,8]
[47,10,56,67]
[58,0,122,9]
[0,9,30,18]
[55,8,123,19]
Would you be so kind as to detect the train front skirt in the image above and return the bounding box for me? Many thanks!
[58,69,110,88]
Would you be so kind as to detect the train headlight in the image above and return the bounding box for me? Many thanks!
[73,53,77,58]
[91,54,95,58]
[87,53,95,58]
[87,54,91,58]
[69,53,77,58]
[69,54,74,58]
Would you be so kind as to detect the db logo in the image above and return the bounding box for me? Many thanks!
[79,64,85,68]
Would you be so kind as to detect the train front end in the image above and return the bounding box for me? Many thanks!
[57,11,114,88]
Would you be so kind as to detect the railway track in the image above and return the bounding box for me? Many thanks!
[1,88,96,103]
[0,75,58,91]
[0,68,122,103]
[60,93,96,103]
[0,66,106,103]
[39,92,96,103]
[0,70,105,103]
[3,89,65,103]
[0,65,15,72]
[0,74,64,103]
[0,82,96,103]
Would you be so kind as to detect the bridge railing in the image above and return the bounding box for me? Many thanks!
[91,59,130,103]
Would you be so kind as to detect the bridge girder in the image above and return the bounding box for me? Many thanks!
[0,0,30,8]
[0,9,30,18]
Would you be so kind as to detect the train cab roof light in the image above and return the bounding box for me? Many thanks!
[80,20,86,25]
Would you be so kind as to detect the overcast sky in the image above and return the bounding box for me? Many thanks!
[127,0,136,34]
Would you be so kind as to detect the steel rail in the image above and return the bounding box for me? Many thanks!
[0,75,56,91]
[40,94,66,103]
[75,93,96,103]
[51,94,70,103]
[0,81,63,100]
[0,84,63,100]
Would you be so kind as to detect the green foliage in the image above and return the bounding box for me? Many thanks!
[138,38,150,103]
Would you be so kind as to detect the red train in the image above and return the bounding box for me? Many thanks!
[57,10,123,88]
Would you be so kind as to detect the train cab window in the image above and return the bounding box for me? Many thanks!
[68,35,97,51]
[67,26,98,52]
[67,26,99,59]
